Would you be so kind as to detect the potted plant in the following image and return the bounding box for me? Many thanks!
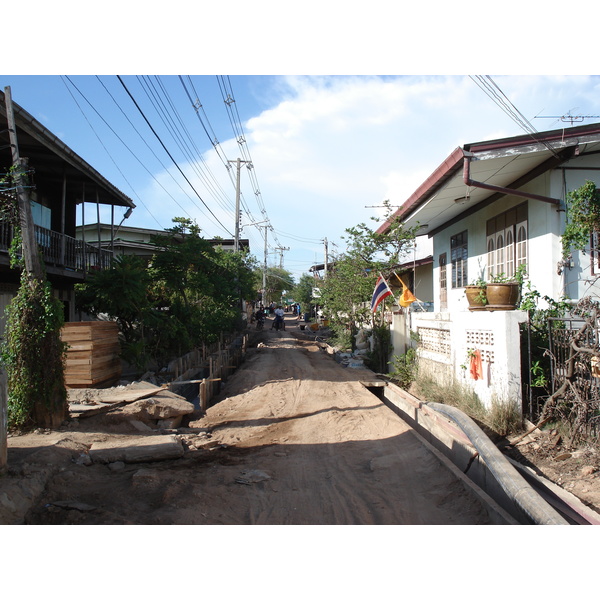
[485,268,524,310]
[465,278,487,311]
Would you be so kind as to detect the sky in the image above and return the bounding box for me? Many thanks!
[4,72,600,284]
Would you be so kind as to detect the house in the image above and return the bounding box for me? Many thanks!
[76,222,249,263]
[0,89,135,336]
[377,122,600,412]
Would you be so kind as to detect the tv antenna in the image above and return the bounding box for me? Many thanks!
[534,112,600,126]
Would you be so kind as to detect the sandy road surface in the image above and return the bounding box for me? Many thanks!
[11,316,497,525]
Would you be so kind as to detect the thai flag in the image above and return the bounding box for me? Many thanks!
[371,275,393,312]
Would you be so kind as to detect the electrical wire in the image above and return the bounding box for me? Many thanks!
[117,75,233,237]
[63,76,193,226]
[470,75,561,158]
[60,76,163,228]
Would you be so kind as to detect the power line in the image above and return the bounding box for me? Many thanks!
[139,75,236,217]
[117,75,233,237]
[63,76,196,226]
[61,76,163,228]
[470,75,561,158]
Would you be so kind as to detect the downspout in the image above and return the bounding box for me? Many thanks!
[462,151,562,205]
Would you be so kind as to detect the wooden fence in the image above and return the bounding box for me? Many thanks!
[167,333,249,411]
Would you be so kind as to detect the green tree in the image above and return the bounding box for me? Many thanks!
[75,217,258,372]
[293,273,316,312]
[263,267,295,306]
[319,202,418,364]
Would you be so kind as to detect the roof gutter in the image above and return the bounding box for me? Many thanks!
[462,150,561,206]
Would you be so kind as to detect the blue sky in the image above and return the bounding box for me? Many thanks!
[3,3,600,285]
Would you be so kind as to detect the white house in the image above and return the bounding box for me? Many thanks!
[377,123,600,412]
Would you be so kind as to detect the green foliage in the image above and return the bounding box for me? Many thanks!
[365,324,392,373]
[318,201,418,336]
[1,273,67,429]
[262,267,295,306]
[75,218,258,372]
[293,274,315,310]
[388,347,418,389]
[562,180,600,259]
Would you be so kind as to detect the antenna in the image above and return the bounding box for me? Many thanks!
[535,113,600,126]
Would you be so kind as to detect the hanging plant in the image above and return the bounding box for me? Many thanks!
[562,180,600,259]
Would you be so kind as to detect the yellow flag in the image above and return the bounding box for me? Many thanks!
[396,273,416,307]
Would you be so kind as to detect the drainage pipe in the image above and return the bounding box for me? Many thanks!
[424,401,568,525]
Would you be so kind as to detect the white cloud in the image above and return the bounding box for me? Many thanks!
[120,74,600,280]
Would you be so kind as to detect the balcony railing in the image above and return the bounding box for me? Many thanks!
[0,220,113,275]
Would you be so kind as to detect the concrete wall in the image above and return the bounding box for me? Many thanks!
[389,309,528,410]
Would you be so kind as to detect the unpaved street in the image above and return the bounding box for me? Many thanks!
[8,316,498,525]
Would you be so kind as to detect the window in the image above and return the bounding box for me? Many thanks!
[439,253,447,309]
[516,221,527,270]
[505,227,515,278]
[451,231,468,288]
[486,237,494,280]
[486,203,528,278]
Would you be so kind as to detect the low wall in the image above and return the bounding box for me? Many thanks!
[408,310,529,410]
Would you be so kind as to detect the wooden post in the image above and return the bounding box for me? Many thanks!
[81,184,86,275]
[61,170,66,266]
[200,379,207,411]
[4,86,44,280]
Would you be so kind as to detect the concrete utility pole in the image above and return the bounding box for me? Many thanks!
[263,226,268,304]
[241,219,269,305]
[275,246,290,269]
[228,158,250,252]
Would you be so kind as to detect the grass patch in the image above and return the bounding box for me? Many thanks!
[411,374,523,438]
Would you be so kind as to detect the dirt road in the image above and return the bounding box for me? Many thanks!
[7,315,500,525]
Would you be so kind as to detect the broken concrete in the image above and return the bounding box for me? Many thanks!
[88,434,184,464]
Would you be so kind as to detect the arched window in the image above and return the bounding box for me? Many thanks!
[487,236,495,280]
[496,232,504,276]
[517,222,527,268]
[505,227,515,278]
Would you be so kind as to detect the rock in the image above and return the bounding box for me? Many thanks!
[554,452,572,461]
[89,434,184,464]
[122,393,194,421]
[157,416,183,429]
[129,419,154,432]
[108,461,126,471]
[581,465,596,476]
[74,453,92,466]
[132,468,161,487]
[234,469,272,484]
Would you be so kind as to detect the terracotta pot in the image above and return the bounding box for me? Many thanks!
[486,282,519,310]
[465,285,487,311]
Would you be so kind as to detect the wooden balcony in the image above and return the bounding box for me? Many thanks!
[0,220,113,277]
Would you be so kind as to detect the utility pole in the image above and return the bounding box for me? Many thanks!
[241,220,269,306]
[4,87,43,280]
[263,226,268,304]
[228,158,250,252]
[275,246,290,269]
[324,237,328,279]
